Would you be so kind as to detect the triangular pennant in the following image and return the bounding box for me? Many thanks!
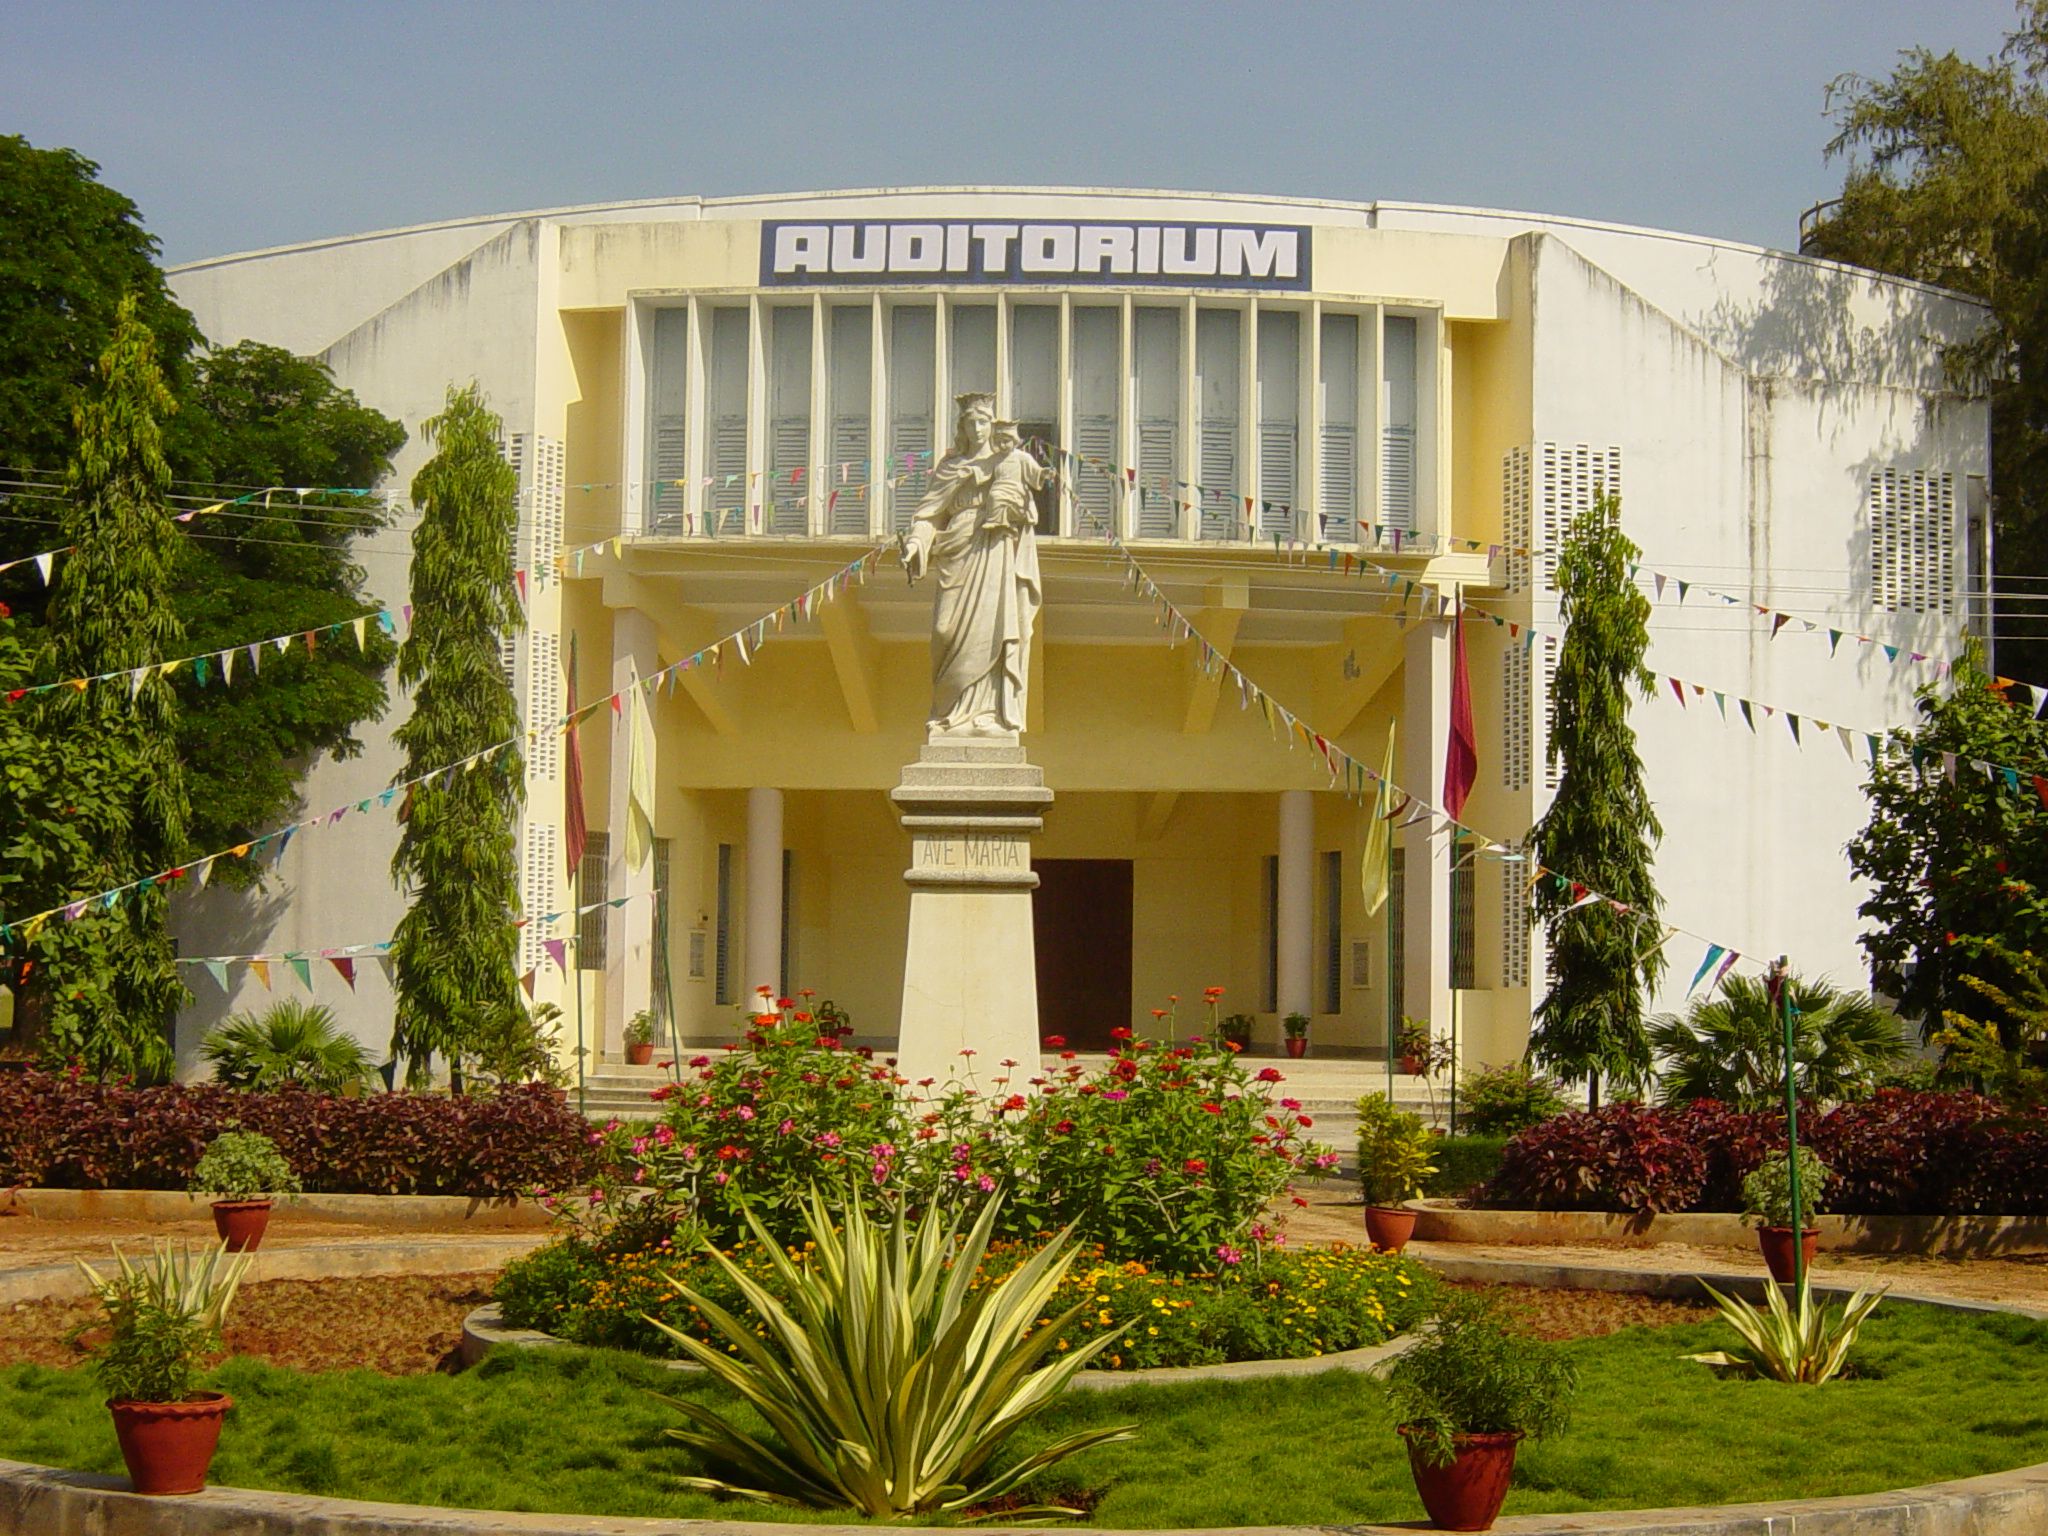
[544,937,568,974]
[249,959,272,992]
[328,956,357,991]
[1739,700,1754,731]
[202,959,231,993]
[519,968,537,999]
[33,552,53,586]
[220,648,236,685]
[286,956,313,991]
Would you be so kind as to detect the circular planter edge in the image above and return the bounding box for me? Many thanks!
[459,1303,1417,1389]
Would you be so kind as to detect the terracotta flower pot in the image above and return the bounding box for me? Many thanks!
[1399,1427,1522,1531]
[109,1394,233,1495]
[1757,1225,1820,1284]
[1365,1203,1418,1253]
[1284,1036,1308,1058]
[625,1041,654,1065]
[1401,1053,1425,1077]
[210,1198,272,1253]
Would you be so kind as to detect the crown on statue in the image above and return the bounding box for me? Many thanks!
[955,391,997,416]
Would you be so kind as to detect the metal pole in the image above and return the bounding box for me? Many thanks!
[1771,954,1804,1292]
[1385,806,1396,1108]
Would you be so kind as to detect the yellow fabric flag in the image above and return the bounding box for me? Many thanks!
[626,685,657,871]
[1360,721,1398,916]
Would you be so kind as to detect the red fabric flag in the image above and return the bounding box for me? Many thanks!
[1443,603,1479,821]
[563,635,589,882]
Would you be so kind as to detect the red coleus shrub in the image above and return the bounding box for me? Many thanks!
[1482,1101,1708,1214]
[0,1072,595,1196]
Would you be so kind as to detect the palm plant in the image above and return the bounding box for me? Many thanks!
[1649,974,1907,1109]
[1684,1275,1884,1384]
[644,1188,1136,1519]
[198,1000,376,1093]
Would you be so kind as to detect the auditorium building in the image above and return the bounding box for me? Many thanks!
[167,187,1990,1080]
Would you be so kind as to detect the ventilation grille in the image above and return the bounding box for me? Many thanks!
[1350,938,1372,989]
[1503,641,1531,792]
[520,821,560,975]
[1500,850,1530,988]
[527,632,561,782]
[505,434,566,581]
[1504,447,1533,592]
[1534,443,1621,590]
[498,634,519,694]
[1870,470,1956,615]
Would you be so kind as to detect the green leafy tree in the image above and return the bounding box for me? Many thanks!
[0,135,197,482]
[1934,937,2048,1104]
[170,344,405,872]
[1804,5,2048,677]
[18,297,190,1080]
[1847,643,2048,1032]
[387,384,524,1088]
[1527,491,1664,1104]
[1649,974,1908,1110]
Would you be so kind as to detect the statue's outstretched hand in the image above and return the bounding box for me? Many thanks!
[899,531,925,582]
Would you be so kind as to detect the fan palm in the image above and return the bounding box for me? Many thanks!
[645,1188,1135,1519]
[198,1000,376,1093]
[1649,974,1908,1110]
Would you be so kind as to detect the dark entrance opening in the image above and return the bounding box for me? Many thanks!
[1032,859,1134,1052]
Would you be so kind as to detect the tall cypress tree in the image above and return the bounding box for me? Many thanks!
[24,295,190,1080]
[388,384,524,1088]
[1527,491,1664,1104]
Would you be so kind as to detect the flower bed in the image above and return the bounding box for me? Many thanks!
[1483,1090,2048,1215]
[0,1070,594,1198]
[494,1231,1435,1371]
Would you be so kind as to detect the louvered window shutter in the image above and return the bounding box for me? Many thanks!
[768,415,809,535]
[1199,421,1238,540]
[890,414,931,532]
[650,417,687,534]
[1380,426,1415,531]
[710,418,747,534]
[1136,422,1178,538]
[1074,414,1118,534]
[1259,422,1297,539]
[1321,423,1357,530]
[830,414,869,534]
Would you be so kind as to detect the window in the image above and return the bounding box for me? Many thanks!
[1256,308,1298,539]
[780,847,796,998]
[578,830,609,970]
[1869,469,1957,615]
[1196,308,1240,540]
[1071,306,1120,536]
[1262,853,1280,1012]
[646,309,688,533]
[949,303,996,400]
[1010,304,1060,533]
[888,305,935,530]
[1134,307,1182,539]
[1320,848,1343,1014]
[1386,848,1406,1041]
[827,305,871,534]
[1319,312,1359,537]
[706,306,749,535]
[651,836,673,1017]
[714,842,735,1006]
[1382,315,1417,531]
[767,307,812,536]
[1450,842,1476,991]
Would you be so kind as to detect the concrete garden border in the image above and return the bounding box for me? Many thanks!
[2,1188,549,1228]
[8,1255,2048,1532]
[1409,1198,2048,1258]
[0,1237,549,1307]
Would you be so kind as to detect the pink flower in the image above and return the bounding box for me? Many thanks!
[1216,1243,1244,1266]
[736,1104,755,1121]
[689,1055,711,1067]
[977,1174,996,1193]
[778,1118,795,1135]
[654,1124,675,1147]
[819,1131,842,1148]
[1280,1097,1302,1111]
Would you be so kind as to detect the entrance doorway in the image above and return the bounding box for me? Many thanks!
[1032,859,1133,1051]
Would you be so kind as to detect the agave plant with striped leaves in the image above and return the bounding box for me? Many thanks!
[1684,1275,1885,1384]
[644,1188,1135,1519]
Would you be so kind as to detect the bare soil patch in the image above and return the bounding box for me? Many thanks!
[0,1271,496,1376]
[1450,1280,1714,1339]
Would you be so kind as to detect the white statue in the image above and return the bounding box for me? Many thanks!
[900,393,1047,738]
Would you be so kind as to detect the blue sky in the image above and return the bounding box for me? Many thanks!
[1,1,2021,267]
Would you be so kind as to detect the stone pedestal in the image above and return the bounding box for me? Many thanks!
[890,741,1053,1092]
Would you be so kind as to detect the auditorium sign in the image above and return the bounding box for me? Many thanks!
[761,220,1311,290]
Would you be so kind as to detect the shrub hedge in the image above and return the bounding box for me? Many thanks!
[0,1069,594,1197]
[1482,1090,2048,1216]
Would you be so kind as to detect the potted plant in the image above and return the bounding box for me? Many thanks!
[1742,1146,1829,1284]
[1283,1011,1310,1059]
[625,1009,657,1066]
[1386,1294,1576,1531]
[1217,1012,1255,1051]
[190,1130,301,1253]
[1354,1092,1437,1252]
[74,1241,252,1496]
[1397,1017,1432,1077]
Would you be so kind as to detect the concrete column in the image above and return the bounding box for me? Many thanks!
[1275,789,1315,1025]
[745,786,784,1000]
[1402,613,1454,1050]
[603,609,660,1054]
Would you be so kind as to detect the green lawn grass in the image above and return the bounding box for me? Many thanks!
[0,1301,2040,1526]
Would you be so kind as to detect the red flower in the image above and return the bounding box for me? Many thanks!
[1110,1026,1132,1041]
[1222,1039,1243,1053]
[1200,1102,1222,1115]
[1255,1067,1284,1083]
[1183,1158,1207,1175]
[1296,1115,1314,1128]
[1001,1093,1027,1112]
[777,996,794,1009]
[1054,1119,1075,1135]
[1044,1034,1067,1048]
[1149,1009,1168,1020]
